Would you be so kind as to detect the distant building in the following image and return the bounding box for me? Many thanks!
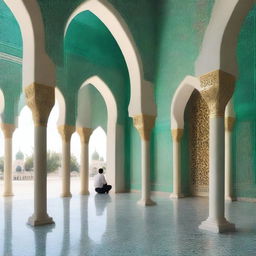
[89,149,106,177]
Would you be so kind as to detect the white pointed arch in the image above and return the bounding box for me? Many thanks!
[77,75,124,192]
[171,76,201,130]
[55,88,66,126]
[65,0,156,116]
[195,0,255,77]
[3,0,55,87]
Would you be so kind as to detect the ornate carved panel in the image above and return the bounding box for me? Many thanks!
[188,90,209,196]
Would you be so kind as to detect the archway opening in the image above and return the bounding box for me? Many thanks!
[88,126,107,193]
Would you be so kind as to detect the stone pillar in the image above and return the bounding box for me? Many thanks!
[58,125,75,197]
[77,127,92,195]
[170,128,184,199]
[1,124,16,196]
[198,70,236,233]
[25,83,55,226]
[133,115,156,206]
[225,117,235,201]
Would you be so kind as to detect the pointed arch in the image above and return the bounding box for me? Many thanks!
[55,88,66,126]
[195,0,255,76]
[78,75,124,192]
[65,0,156,116]
[3,0,55,86]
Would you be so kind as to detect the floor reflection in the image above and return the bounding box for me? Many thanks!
[88,194,111,243]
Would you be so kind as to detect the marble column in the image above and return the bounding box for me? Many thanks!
[58,125,75,197]
[170,128,184,199]
[198,70,236,233]
[1,124,16,196]
[133,115,156,206]
[77,127,92,195]
[25,83,55,226]
[225,116,235,201]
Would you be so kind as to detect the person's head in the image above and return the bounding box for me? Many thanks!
[98,168,103,174]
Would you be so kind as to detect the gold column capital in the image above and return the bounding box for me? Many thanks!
[1,123,16,138]
[225,117,235,132]
[58,125,75,143]
[133,114,156,141]
[199,70,235,118]
[24,83,55,127]
[76,127,93,144]
[171,128,183,142]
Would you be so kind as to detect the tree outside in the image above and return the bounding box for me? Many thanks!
[70,154,80,172]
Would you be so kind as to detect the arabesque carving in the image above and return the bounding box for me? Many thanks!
[24,83,55,127]
[188,91,209,194]
[133,115,155,141]
[58,125,75,143]
[200,70,235,117]
[1,123,16,138]
[77,127,93,144]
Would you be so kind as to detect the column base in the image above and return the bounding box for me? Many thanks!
[137,198,156,206]
[170,193,184,199]
[199,218,236,233]
[60,192,72,198]
[80,190,90,195]
[3,192,14,197]
[27,214,54,227]
[225,196,236,202]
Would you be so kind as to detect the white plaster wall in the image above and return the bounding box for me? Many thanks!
[55,88,66,126]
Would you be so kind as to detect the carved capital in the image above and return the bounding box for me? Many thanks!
[171,129,183,142]
[1,123,16,138]
[24,83,55,127]
[77,127,92,144]
[225,117,235,132]
[199,70,235,117]
[133,115,155,141]
[58,125,75,143]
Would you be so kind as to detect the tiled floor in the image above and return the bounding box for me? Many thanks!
[0,179,256,256]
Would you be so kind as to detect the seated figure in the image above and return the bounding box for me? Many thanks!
[94,168,112,194]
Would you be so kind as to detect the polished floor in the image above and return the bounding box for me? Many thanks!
[0,180,256,256]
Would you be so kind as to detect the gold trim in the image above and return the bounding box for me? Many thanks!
[199,70,235,118]
[76,127,93,144]
[24,83,55,127]
[58,125,75,143]
[133,115,155,141]
[1,123,16,138]
[225,116,235,132]
[171,129,183,142]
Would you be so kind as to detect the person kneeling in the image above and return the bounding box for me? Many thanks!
[94,168,112,194]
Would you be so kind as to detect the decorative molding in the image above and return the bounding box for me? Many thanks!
[1,123,16,138]
[0,52,22,65]
[24,83,55,127]
[133,115,155,141]
[199,70,235,117]
[76,127,92,144]
[58,125,75,143]
[225,116,235,132]
[171,129,183,142]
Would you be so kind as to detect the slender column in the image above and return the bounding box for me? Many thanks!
[225,117,235,201]
[25,83,55,226]
[58,125,75,197]
[199,70,236,233]
[77,127,92,195]
[170,128,184,199]
[1,124,16,196]
[133,115,156,206]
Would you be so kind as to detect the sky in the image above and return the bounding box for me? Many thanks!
[0,105,106,162]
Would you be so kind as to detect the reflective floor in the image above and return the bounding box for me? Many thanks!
[1,185,256,255]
